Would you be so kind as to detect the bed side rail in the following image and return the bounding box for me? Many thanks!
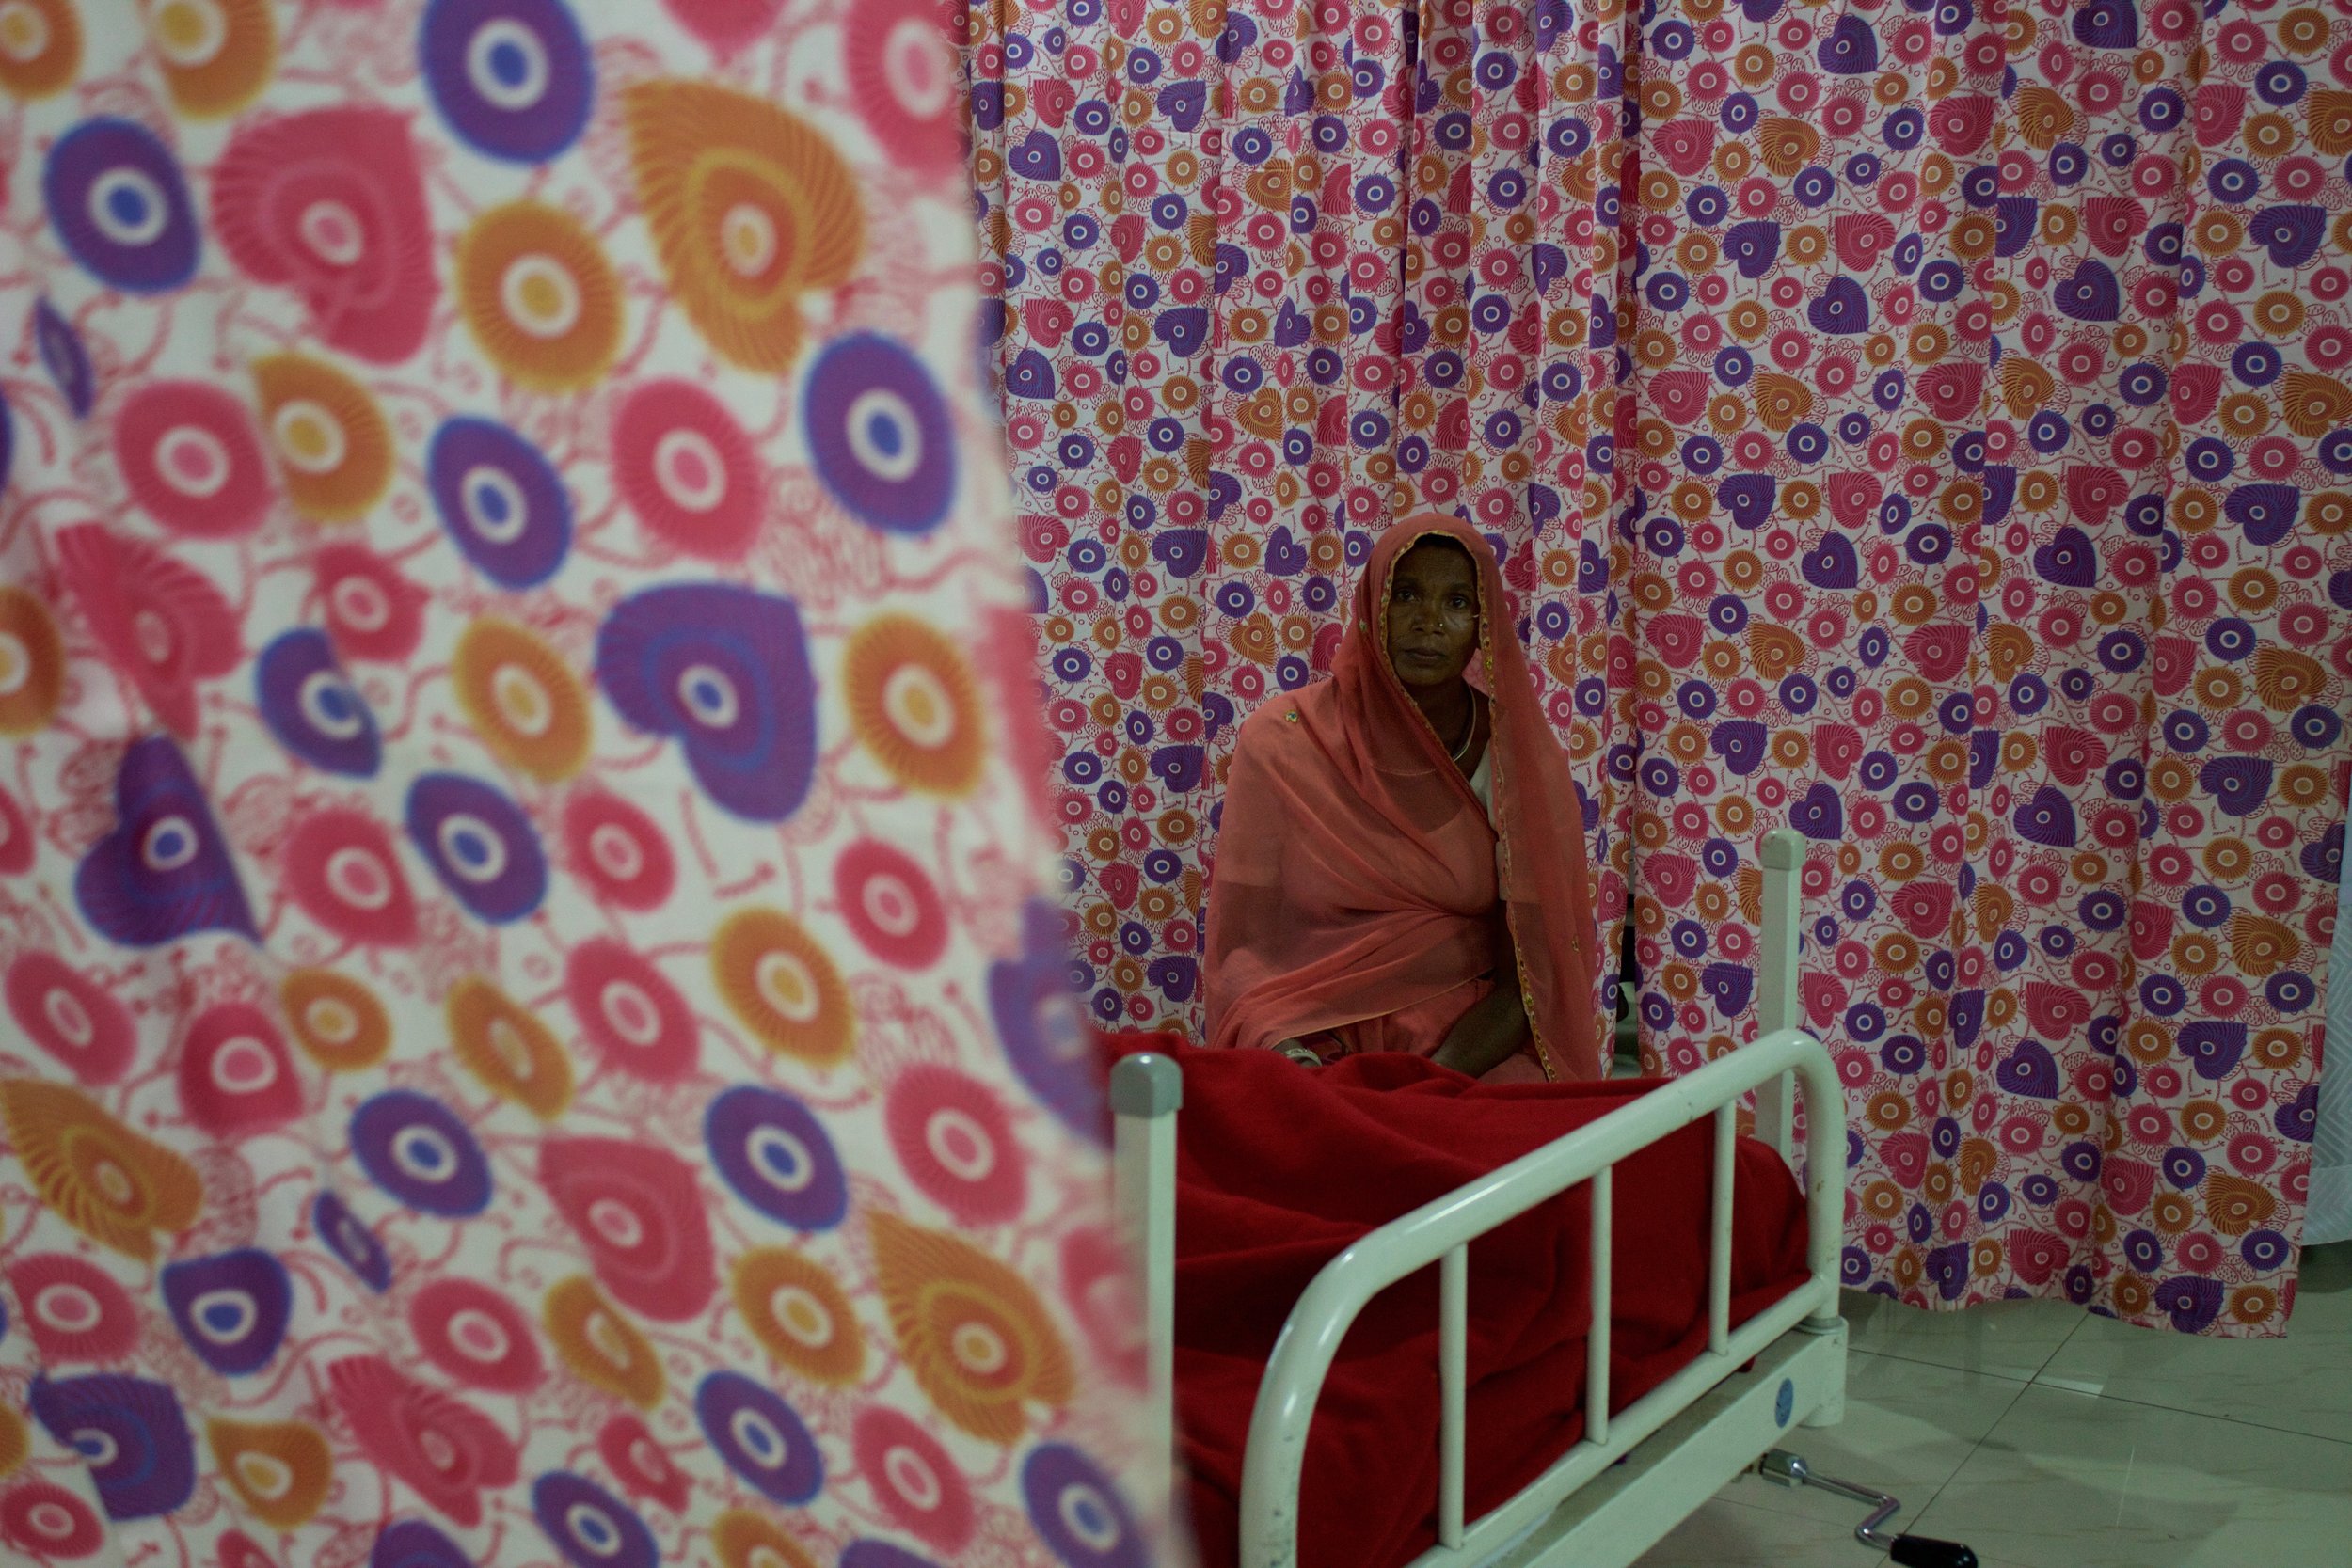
[1236,1027,1847,1568]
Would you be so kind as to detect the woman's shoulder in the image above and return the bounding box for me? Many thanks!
[1235,690,1300,736]
[1232,680,1329,752]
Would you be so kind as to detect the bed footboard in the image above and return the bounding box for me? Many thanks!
[1235,1028,1846,1568]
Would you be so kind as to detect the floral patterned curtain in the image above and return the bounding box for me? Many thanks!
[968,0,2352,1336]
[962,0,1639,1032]
[0,1,1156,1563]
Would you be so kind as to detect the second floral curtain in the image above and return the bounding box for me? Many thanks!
[965,0,2350,1337]
[963,0,1635,1032]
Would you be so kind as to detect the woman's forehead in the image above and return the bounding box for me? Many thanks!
[1392,540,1477,587]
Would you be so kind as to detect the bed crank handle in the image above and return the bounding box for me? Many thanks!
[1757,1449,1979,1567]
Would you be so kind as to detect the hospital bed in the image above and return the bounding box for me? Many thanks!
[1111,829,1978,1568]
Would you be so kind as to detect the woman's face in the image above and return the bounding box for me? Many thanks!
[1385,539,1480,689]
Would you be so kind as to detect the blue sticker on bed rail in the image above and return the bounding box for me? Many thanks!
[1775,1378,1794,1427]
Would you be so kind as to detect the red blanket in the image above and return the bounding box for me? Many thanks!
[1101,1036,1811,1568]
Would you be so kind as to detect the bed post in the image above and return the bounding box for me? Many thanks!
[1754,830,1805,1164]
[1759,828,1850,1375]
[1110,1052,1183,1521]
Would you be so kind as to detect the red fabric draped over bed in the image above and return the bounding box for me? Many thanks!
[1102,1035,1813,1568]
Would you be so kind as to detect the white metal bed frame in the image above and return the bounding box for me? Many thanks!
[1110,829,1872,1568]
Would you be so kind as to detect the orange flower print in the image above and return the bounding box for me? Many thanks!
[870,1210,1073,1443]
[0,1080,201,1259]
[2202,1171,2279,1238]
[0,1402,26,1477]
[450,617,591,782]
[621,79,864,373]
[447,976,573,1118]
[147,0,276,119]
[207,1418,330,1529]
[251,353,391,523]
[0,588,66,735]
[710,907,853,1066]
[731,1247,865,1385]
[456,201,621,393]
[0,0,79,99]
[711,1510,818,1568]
[279,969,390,1071]
[544,1276,664,1408]
[843,615,987,797]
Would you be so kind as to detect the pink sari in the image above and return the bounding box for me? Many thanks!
[1202,515,1604,1082]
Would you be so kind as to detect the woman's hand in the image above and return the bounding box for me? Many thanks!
[1430,987,1533,1078]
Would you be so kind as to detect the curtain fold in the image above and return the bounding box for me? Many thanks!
[2312,777,2350,1246]
[968,0,2352,1335]
[1619,0,2352,1335]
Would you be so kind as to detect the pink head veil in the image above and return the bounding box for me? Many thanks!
[1203,514,1604,1080]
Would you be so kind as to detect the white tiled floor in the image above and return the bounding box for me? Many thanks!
[1633,1243,2352,1568]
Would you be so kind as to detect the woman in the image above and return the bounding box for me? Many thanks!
[1202,514,1603,1082]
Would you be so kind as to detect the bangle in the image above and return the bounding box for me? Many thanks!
[1280,1045,1323,1069]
